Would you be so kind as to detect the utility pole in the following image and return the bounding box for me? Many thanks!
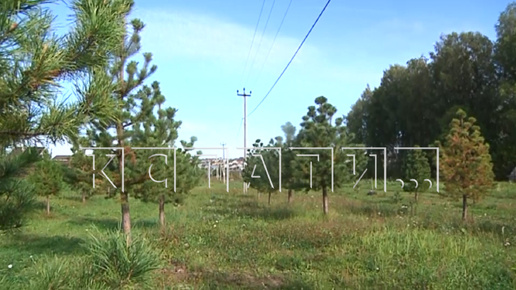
[221,142,226,183]
[237,88,251,193]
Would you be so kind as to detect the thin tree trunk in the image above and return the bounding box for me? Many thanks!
[322,187,329,215]
[287,189,293,204]
[268,192,271,205]
[414,190,418,203]
[46,195,50,215]
[159,194,165,227]
[117,16,130,244]
[82,192,86,204]
[462,194,468,221]
[121,192,131,243]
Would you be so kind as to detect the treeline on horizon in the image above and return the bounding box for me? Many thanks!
[344,2,516,180]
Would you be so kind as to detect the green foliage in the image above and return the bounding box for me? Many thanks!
[493,2,516,179]
[29,157,64,214]
[0,180,36,230]
[0,0,131,147]
[345,16,516,180]
[29,158,63,199]
[0,148,40,230]
[438,109,494,219]
[391,191,403,204]
[74,9,193,234]
[27,230,160,289]
[0,0,132,229]
[1,182,516,289]
[30,256,86,290]
[64,147,108,202]
[86,229,161,289]
[402,146,431,194]
[293,96,367,214]
[242,138,280,199]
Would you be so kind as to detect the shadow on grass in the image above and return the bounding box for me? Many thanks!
[206,197,296,221]
[68,217,121,231]
[67,217,159,231]
[4,234,86,256]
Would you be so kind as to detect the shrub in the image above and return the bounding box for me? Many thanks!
[87,229,161,289]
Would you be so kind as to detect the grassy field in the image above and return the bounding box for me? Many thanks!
[1,180,515,289]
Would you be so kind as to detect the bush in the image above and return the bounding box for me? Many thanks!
[87,229,161,289]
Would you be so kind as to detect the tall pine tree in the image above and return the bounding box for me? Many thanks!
[0,0,131,230]
[81,18,159,239]
[80,16,194,238]
[294,96,366,215]
[131,99,202,228]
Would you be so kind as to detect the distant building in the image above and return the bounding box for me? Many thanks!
[198,157,245,172]
[53,155,72,165]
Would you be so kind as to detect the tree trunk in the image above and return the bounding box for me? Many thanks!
[159,194,165,227]
[82,192,86,204]
[46,195,50,215]
[414,190,418,203]
[462,194,468,221]
[287,189,293,204]
[322,187,329,215]
[268,192,271,205]
[121,192,131,243]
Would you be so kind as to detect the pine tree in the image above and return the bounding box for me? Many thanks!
[0,0,131,230]
[0,148,39,229]
[29,155,63,215]
[65,143,109,203]
[81,16,189,239]
[243,139,281,205]
[401,146,431,203]
[438,109,494,221]
[280,122,298,204]
[294,96,367,215]
[131,103,202,228]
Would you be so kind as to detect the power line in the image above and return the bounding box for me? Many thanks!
[247,0,332,117]
[252,0,293,88]
[245,0,276,84]
[239,0,266,85]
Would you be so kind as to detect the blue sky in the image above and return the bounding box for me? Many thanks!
[49,0,509,158]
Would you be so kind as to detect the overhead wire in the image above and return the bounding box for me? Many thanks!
[251,0,293,88]
[239,0,266,86]
[247,0,332,117]
[244,0,276,85]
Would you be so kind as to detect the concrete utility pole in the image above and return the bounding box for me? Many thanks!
[237,88,251,193]
[221,142,226,183]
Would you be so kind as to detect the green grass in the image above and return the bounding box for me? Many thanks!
[1,180,515,289]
